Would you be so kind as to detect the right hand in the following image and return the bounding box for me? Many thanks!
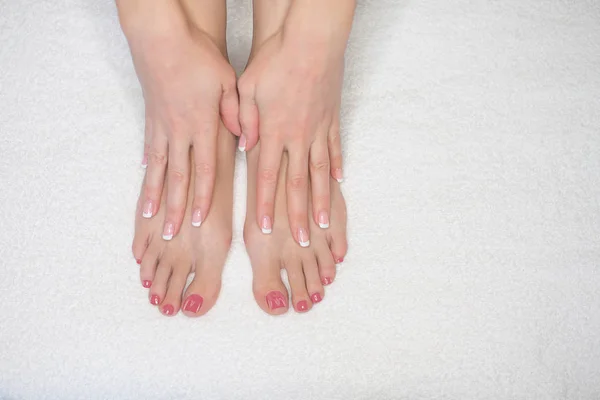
[126,24,240,240]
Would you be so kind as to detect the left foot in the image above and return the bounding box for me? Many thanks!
[132,123,235,317]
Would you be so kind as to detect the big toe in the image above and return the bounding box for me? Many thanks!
[181,263,223,318]
[252,256,290,316]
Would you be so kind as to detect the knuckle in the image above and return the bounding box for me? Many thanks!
[168,168,186,184]
[148,150,167,166]
[310,159,330,172]
[194,162,215,178]
[259,168,278,185]
[328,129,341,144]
[237,76,254,98]
[287,175,307,191]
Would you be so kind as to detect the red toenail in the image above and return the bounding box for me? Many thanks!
[322,277,332,286]
[136,259,141,265]
[150,295,160,306]
[183,294,203,313]
[335,257,344,264]
[142,280,152,288]
[162,304,174,316]
[311,293,322,303]
[297,300,309,312]
[265,291,287,310]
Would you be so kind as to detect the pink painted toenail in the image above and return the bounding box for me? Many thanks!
[150,295,160,306]
[311,293,322,303]
[297,300,309,312]
[136,259,142,265]
[142,280,151,288]
[335,257,344,264]
[322,277,332,286]
[265,291,287,310]
[162,304,174,316]
[183,294,204,313]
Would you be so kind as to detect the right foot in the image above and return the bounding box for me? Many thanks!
[244,144,348,315]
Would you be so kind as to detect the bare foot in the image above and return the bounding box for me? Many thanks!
[244,144,348,315]
[132,123,235,317]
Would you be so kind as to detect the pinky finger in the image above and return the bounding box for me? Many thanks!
[328,109,343,183]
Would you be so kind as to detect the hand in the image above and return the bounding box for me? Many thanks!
[127,24,239,240]
[237,31,344,247]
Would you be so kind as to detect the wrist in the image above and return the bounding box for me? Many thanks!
[116,0,187,39]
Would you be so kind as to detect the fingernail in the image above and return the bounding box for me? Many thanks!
[322,277,332,286]
[238,134,247,152]
[311,293,322,303]
[191,209,202,227]
[318,211,329,229]
[141,154,148,168]
[150,294,160,305]
[265,291,287,310]
[162,222,174,240]
[142,200,153,218]
[183,294,204,313]
[335,257,344,264]
[162,304,174,316]
[261,215,272,234]
[296,300,309,312]
[142,280,152,288]
[333,168,344,183]
[298,228,310,247]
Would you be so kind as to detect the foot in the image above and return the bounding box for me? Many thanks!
[132,123,235,317]
[244,144,348,315]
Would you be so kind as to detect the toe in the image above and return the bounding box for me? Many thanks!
[181,264,223,318]
[285,257,312,313]
[252,256,290,315]
[160,264,190,317]
[149,261,170,307]
[328,230,348,265]
[139,247,159,289]
[302,255,324,305]
[316,245,337,286]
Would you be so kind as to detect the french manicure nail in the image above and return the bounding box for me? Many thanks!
[150,294,160,305]
[318,211,329,229]
[322,277,332,286]
[162,304,174,316]
[334,168,344,183]
[261,215,272,234]
[162,222,174,240]
[191,209,202,227]
[238,134,247,152]
[311,293,322,303]
[142,200,153,218]
[298,228,310,247]
[183,294,204,313]
[266,291,287,310]
[141,154,148,168]
[142,280,151,288]
[297,300,309,312]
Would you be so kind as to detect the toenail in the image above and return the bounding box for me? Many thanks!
[322,277,332,286]
[142,200,154,218]
[191,209,202,227]
[265,291,287,310]
[311,293,322,303]
[150,294,160,306]
[183,294,204,313]
[298,228,310,248]
[335,257,344,264]
[296,300,309,312]
[318,211,330,229]
[261,215,272,234]
[162,304,174,316]
[162,222,174,240]
[142,280,152,288]
[136,259,141,265]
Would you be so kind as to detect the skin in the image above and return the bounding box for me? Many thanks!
[238,0,355,247]
[116,0,240,240]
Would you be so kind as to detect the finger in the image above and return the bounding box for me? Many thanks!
[162,137,191,240]
[328,104,343,183]
[237,75,259,152]
[142,105,153,168]
[286,141,310,247]
[220,69,241,136]
[142,130,168,219]
[309,136,331,229]
[191,113,219,228]
[256,138,283,234]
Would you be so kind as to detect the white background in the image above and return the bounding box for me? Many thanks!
[1,0,599,398]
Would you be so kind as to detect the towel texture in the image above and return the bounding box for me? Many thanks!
[1,0,599,398]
